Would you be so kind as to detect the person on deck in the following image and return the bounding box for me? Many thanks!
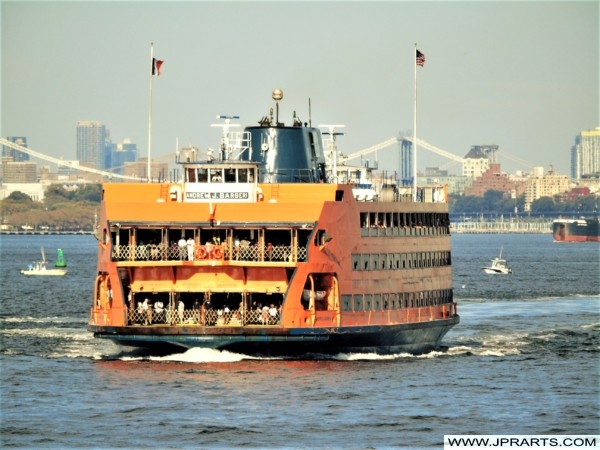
[154,300,164,323]
[177,299,185,323]
[269,304,278,324]
[178,237,186,260]
[261,305,270,325]
[186,237,195,261]
[142,298,152,325]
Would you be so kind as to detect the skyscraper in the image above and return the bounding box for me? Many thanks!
[110,139,138,174]
[571,127,600,180]
[2,137,30,162]
[76,121,106,169]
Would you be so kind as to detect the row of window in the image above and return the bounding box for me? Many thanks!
[186,166,256,183]
[341,289,453,312]
[352,251,451,271]
[360,211,450,229]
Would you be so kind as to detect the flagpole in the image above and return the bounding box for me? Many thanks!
[147,42,154,183]
[412,43,418,202]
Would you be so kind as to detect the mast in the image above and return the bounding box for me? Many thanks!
[413,43,418,201]
[413,44,426,201]
[320,125,345,183]
[147,43,154,183]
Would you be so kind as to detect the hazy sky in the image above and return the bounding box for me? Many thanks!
[2,1,598,176]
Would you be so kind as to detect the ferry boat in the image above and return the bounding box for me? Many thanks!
[553,217,600,242]
[87,90,458,356]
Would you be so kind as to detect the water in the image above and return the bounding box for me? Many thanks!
[1,234,598,449]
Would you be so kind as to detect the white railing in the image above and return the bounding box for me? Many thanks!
[451,220,552,234]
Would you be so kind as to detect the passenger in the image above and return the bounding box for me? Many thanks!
[139,241,147,260]
[177,299,185,323]
[186,237,195,261]
[142,298,150,325]
[193,299,200,323]
[205,241,213,258]
[261,305,270,325]
[216,308,224,325]
[178,237,187,260]
[203,298,213,325]
[154,300,164,323]
[269,304,278,324]
[148,300,155,325]
[225,169,236,183]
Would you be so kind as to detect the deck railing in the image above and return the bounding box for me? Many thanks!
[128,307,280,327]
[112,244,307,263]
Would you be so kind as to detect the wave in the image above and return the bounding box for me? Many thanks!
[456,294,600,303]
[0,316,86,324]
[3,307,596,362]
[0,326,89,339]
[101,341,523,363]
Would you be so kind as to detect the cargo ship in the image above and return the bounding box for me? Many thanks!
[553,217,600,242]
[88,90,458,356]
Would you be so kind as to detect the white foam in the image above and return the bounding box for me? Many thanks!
[334,352,407,361]
[144,347,262,363]
[0,316,83,324]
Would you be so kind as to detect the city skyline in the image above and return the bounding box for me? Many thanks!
[3,1,598,177]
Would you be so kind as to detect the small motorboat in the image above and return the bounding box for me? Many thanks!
[482,247,512,275]
[21,248,68,276]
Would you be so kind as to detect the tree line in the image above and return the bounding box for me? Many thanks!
[1,185,597,231]
[1,184,101,231]
[449,190,598,216]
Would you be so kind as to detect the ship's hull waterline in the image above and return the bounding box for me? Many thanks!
[91,316,459,356]
[553,218,600,242]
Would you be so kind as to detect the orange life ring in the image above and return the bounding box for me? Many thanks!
[212,248,223,259]
[195,246,208,260]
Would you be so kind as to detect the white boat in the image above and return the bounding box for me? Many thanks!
[21,248,68,276]
[482,248,512,275]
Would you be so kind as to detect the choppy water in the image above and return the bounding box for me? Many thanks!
[0,233,598,449]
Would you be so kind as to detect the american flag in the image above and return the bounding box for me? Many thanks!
[152,58,164,76]
[416,50,425,67]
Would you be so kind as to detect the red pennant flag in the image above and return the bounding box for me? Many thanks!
[152,58,164,76]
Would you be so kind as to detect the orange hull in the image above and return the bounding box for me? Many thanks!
[88,181,457,355]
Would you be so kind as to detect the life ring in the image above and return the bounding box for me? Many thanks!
[212,248,223,259]
[195,246,208,260]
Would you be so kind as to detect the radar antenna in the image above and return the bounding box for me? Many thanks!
[320,124,345,183]
[210,115,240,160]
